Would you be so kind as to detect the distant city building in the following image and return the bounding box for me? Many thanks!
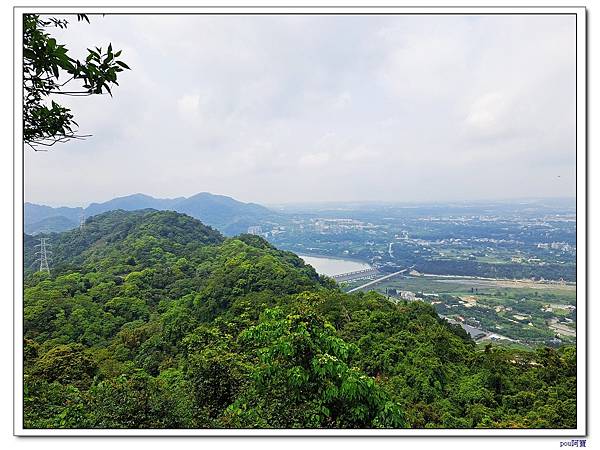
[400,291,416,301]
[547,337,562,347]
[247,226,263,235]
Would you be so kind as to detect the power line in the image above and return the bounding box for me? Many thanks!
[34,238,52,274]
[79,211,86,231]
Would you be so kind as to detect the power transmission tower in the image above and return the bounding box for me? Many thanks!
[79,211,86,231]
[34,238,52,274]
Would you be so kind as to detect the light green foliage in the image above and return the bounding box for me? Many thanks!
[223,308,405,428]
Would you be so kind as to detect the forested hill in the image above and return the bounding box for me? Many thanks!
[23,210,576,429]
[25,209,225,273]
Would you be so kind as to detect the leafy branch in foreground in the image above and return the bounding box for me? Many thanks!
[23,14,130,151]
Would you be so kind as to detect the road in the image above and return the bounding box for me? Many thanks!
[347,266,413,293]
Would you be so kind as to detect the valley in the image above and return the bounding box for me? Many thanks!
[26,195,577,351]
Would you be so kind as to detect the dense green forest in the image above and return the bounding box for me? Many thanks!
[23,210,576,429]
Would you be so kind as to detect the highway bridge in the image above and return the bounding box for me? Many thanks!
[331,267,379,282]
[347,266,414,293]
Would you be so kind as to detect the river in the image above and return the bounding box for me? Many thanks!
[299,254,372,276]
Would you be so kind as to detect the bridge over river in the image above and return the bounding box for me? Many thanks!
[331,267,380,282]
[346,266,415,293]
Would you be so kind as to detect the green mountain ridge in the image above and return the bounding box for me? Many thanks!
[23,210,576,429]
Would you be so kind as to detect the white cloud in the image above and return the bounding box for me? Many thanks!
[464,92,511,136]
[177,94,201,116]
[25,14,576,205]
[340,146,380,163]
[299,152,331,168]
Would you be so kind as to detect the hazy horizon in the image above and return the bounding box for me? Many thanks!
[25,14,576,206]
[26,190,576,210]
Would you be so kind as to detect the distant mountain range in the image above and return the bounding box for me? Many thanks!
[25,192,282,236]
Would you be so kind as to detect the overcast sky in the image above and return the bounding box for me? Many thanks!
[24,14,576,207]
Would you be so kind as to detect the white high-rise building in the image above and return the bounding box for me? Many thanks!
[247,226,263,235]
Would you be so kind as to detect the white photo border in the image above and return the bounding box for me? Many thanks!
[13,4,588,437]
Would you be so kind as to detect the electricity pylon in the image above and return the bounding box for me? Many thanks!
[34,238,52,274]
[79,211,86,231]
